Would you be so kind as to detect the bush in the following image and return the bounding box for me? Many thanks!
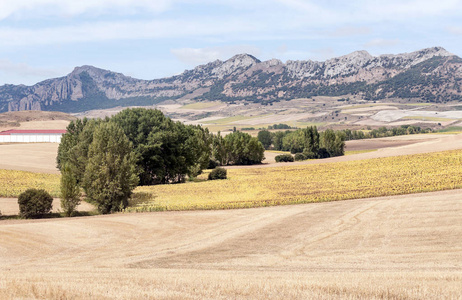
[275,154,294,162]
[294,153,307,161]
[208,167,227,180]
[208,159,220,169]
[317,148,330,159]
[18,188,53,218]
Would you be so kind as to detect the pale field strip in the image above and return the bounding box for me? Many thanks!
[372,109,462,122]
[1,190,461,299]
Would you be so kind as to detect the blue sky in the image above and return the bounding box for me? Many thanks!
[0,0,461,85]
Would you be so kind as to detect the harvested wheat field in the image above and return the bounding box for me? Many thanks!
[1,190,462,299]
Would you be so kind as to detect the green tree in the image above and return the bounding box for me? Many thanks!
[82,122,139,214]
[321,129,345,157]
[257,130,272,149]
[57,118,101,184]
[302,126,320,158]
[220,131,265,165]
[110,108,211,185]
[271,131,286,151]
[211,132,227,166]
[60,163,81,217]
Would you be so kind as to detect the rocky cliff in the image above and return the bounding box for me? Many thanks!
[1,47,461,113]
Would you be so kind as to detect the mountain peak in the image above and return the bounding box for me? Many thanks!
[210,53,261,78]
[71,65,106,74]
[226,53,261,64]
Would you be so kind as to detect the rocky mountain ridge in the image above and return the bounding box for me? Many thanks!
[1,47,461,113]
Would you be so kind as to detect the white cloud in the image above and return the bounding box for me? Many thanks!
[447,26,462,35]
[171,45,261,65]
[0,59,62,79]
[328,26,371,37]
[0,17,266,46]
[0,0,174,20]
[275,0,462,24]
[363,38,400,48]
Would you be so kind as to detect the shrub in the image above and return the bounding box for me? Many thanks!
[317,148,330,159]
[18,188,53,218]
[294,153,307,161]
[208,167,227,180]
[275,154,294,162]
[208,159,220,169]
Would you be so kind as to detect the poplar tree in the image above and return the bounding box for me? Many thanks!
[60,163,81,217]
[82,122,139,214]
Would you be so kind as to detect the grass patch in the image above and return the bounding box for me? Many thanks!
[0,169,60,197]
[294,121,326,127]
[125,149,462,212]
[437,126,462,133]
[401,103,433,107]
[203,114,271,125]
[401,116,454,122]
[266,150,292,154]
[180,102,221,110]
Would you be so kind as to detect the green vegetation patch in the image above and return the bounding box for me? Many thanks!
[180,102,222,110]
[401,116,454,122]
[203,114,270,125]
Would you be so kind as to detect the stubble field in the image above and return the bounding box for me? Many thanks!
[1,190,461,299]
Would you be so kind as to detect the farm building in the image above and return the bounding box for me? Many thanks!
[0,129,67,143]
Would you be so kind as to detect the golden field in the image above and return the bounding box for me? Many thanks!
[0,169,60,198]
[1,148,462,212]
[128,149,462,212]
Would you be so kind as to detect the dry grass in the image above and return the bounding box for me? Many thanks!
[1,190,462,299]
[1,269,461,299]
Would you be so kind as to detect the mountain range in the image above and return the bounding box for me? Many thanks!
[1,46,461,113]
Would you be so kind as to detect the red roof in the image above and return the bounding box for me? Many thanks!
[0,129,67,135]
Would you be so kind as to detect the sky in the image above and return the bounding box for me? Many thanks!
[0,0,461,85]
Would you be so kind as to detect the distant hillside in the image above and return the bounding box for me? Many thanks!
[1,47,461,113]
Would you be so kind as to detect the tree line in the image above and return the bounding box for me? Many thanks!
[258,126,345,159]
[57,108,264,214]
[341,125,432,140]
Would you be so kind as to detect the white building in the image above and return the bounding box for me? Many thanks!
[0,129,67,143]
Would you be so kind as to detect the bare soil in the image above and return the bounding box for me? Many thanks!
[0,198,95,216]
[0,111,75,131]
[0,143,60,174]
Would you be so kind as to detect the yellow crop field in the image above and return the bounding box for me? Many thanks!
[0,169,60,197]
[128,149,462,212]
